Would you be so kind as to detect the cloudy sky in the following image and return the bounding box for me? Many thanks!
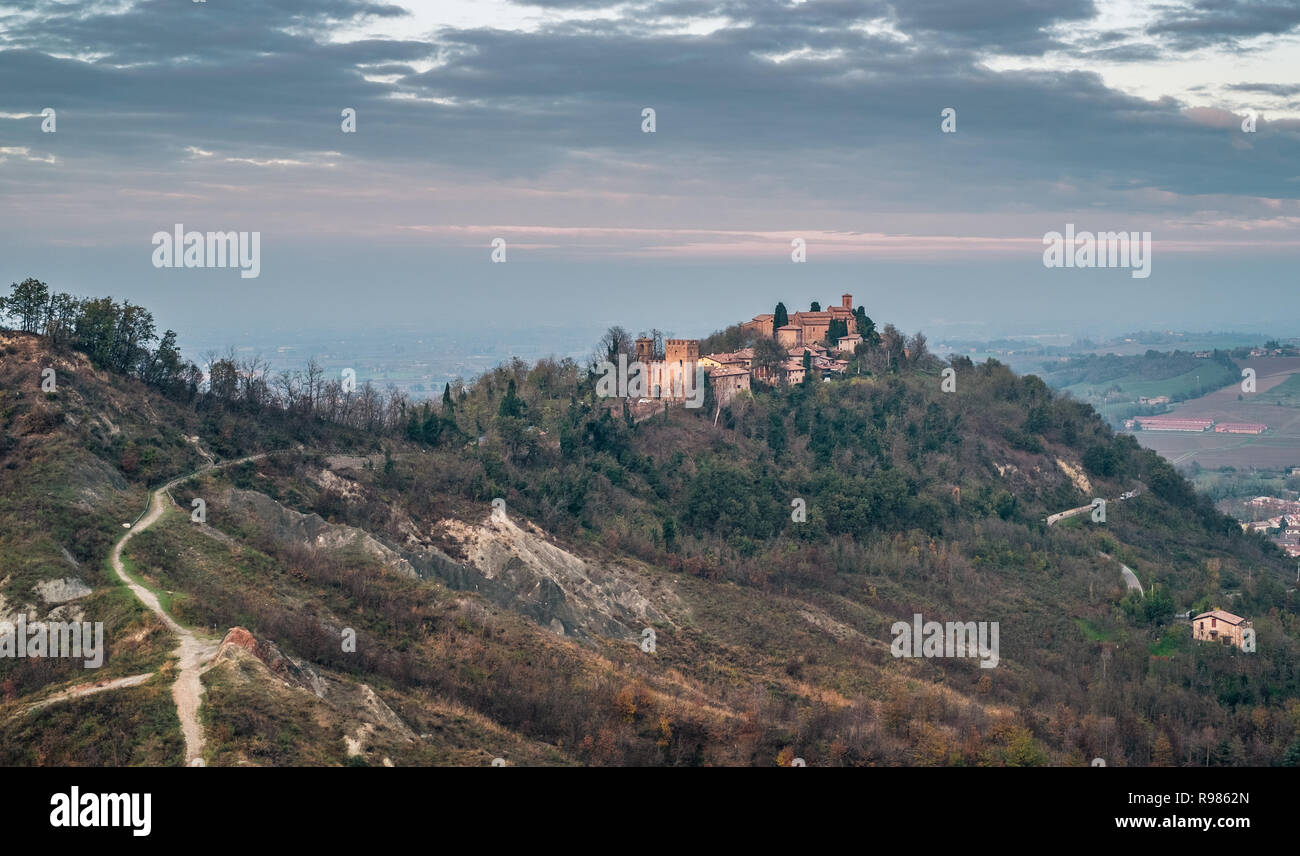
[1,0,1297,344]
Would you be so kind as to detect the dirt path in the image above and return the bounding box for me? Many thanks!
[8,673,154,721]
[108,451,271,766]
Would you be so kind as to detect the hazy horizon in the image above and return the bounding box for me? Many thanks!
[3,0,1298,350]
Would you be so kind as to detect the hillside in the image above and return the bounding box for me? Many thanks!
[2,305,1299,766]
[1039,349,1241,427]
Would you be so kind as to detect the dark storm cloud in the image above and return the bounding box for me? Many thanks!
[885,0,1098,55]
[1147,0,1300,49]
[0,0,435,166]
[1,0,409,64]
[400,11,1297,201]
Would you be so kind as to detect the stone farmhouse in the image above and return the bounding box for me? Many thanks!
[1192,609,1253,650]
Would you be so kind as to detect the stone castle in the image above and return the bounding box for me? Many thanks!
[741,293,860,349]
[631,294,864,409]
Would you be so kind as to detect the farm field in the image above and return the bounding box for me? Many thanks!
[1133,356,1300,469]
[1062,362,1237,403]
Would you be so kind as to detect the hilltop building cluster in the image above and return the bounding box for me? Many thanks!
[632,294,864,408]
[1241,496,1300,557]
[740,293,862,350]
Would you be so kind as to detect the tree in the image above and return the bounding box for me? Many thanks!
[145,329,184,389]
[422,406,443,445]
[439,382,460,441]
[766,409,787,454]
[406,406,424,442]
[207,355,240,402]
[109,300,156,373]
[856,306,879,346]
[772,302,788,335]
[1082,443,1118,478]
[1283,739,1300,767]
[906,330,929,365]
[880,323,906,371]
[1152,734,1174,767]
[75,297,121,367]
[810,301,820,312]
[498,379,525,419]
[752,337,787,384]
[4,278,50,333]
[826,318,847,344]
[597,326,633,365]
[44,292,78,346]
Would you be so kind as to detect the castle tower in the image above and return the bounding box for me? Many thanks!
[842,293,852,310]
[661,339,700,399]
[635,337,654,365]
[665,339,699,365]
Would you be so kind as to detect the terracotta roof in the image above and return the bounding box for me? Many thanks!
[1194,610,1247,625]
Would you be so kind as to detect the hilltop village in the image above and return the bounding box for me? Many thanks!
[631,293,873,409]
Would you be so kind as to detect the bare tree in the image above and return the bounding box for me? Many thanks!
[596,326,634,365]
[906,331,930,366]
[880,324,906,372]
[239,354,271,409]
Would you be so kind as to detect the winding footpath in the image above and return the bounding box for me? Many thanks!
[108,451,271,766]
[13,673,154,720]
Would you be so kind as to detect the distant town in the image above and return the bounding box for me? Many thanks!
[1239,490,1300,558]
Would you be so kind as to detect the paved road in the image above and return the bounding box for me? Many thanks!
[1098,551,1144,596]
[1118,563,1144,596]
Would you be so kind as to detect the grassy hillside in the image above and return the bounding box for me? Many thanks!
[1040,350,1241,427]
[2,312,1299,766]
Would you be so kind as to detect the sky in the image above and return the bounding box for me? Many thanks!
[1,0,1298,348]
